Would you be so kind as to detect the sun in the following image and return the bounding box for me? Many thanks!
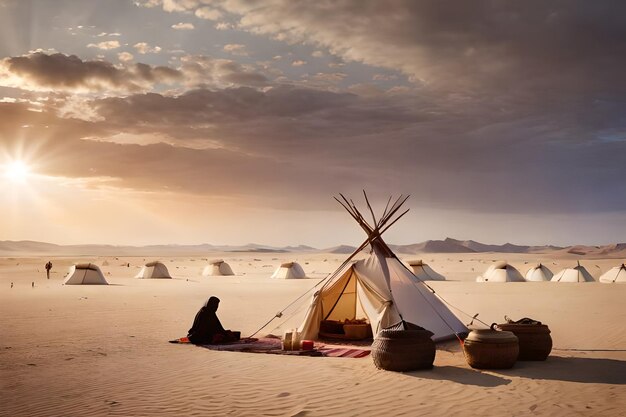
[4,161,31,182]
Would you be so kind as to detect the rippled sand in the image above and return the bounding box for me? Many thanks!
[1,253,625,416]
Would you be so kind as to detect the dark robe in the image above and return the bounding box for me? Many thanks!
[187,297,226,344]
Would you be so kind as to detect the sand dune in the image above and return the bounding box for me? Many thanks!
[1,252,625,416]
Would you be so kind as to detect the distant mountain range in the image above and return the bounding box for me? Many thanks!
[0,238,624,257]
[388,237,563,254]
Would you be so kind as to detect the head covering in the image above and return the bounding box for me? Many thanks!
[206,296,220,312]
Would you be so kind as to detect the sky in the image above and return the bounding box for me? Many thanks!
[0,0,625,247]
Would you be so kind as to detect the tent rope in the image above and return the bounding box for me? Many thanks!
[398,259,490,332]
[248,236,375,338]
[247,276,328,338]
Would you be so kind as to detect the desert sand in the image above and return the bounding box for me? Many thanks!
[1,252,625,416]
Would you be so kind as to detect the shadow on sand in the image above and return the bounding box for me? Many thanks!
[404,366,512,387]
[497,356,626,384]
[399,355,625,386]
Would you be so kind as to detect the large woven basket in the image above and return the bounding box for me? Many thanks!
[496,323,552,361]
[371,323,435,371]
[463,329,519,369]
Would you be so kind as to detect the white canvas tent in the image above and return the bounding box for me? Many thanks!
[136,261,172,279]
[271,262,306,279]
[525,263,553,282]
[296,194,467,342]
[64,263,108,285]
[407,259,445,281]
[599,264,626,283]
[202,260,235,276]
[551,262,595,282]
[476,261,525,282]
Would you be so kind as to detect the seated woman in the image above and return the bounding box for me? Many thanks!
[187,296,238,344]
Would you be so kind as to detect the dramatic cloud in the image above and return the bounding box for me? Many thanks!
[180,55,268,87]
[0,100,362,209]
[5,78,624,217]
[0,53,182,93]
[141,1,626,95]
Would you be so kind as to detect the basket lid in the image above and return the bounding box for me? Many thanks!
[496,323,550,334]
[466,329,518,343]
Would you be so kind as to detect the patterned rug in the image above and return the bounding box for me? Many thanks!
[318,347,371,358]
[169,336,370,358]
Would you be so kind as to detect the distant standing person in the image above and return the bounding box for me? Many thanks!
[45,261,52,279]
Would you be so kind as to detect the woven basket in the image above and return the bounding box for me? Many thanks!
[463,329,519,369]
[496,323,552,361]
[371,324,435,371]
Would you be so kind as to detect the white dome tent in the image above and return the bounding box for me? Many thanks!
[271,262,306,279]
[525,263,553,282]
[136,261,172,279]
[64,263,108,285]
[202,259,235,276]
[407,259,446,281]
[551,262,595,282]
[599,263,626,283]
[476,261,525,282]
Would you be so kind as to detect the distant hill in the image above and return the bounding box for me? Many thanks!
[0,240,63,253]
[282,245,318,252]
[0,239,624,257]
[560,243,626,258]
[0,241,285,256]
[432,238,563,254]
[324,245,358,254]
[390,238,474,254]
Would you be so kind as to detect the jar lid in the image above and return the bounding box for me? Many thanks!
[466,329,518,343]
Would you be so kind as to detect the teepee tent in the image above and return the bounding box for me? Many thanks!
[296,194,467,342]
[407,259,446,281]
[136,261,171,279]
[64,263,108,285]
[525,263,553,282]
[202,260,235,276]
[599,264,626,283]
[476,261,525,282]
[271,262,306,279]
[551,262,595,282]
